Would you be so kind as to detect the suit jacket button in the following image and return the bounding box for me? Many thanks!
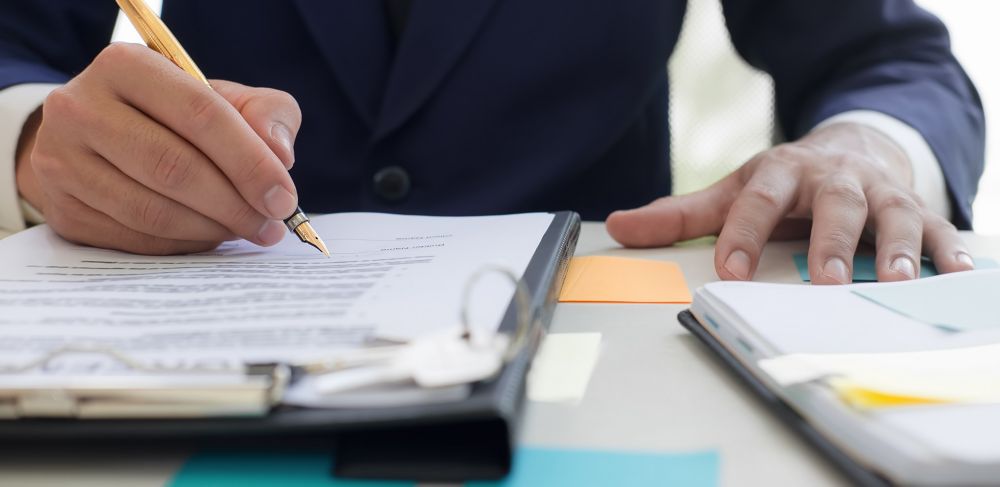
[373,166,411,202]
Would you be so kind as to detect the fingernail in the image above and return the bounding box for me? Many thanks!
[956,252,975,269]
[724,250,751,280]
[256,220,286,246]
[263,185,297,219]
[890,257,916,279]
[821,258,850,284]
[271,123,295,168]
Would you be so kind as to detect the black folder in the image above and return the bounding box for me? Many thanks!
[0,211,581,482]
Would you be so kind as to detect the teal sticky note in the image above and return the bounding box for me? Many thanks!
[468,448,719,487]
[853,271,1000,333]
[793,254,997,282]
[169,449,412,487]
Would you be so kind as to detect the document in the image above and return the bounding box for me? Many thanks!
[0,213,553,372]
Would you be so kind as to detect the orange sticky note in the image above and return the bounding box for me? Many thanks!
[558,256,692,304]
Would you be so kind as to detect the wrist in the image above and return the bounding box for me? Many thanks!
[15,106,45,214]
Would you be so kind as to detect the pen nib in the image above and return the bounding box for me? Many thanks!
[294,222,330,257]
[284,208,330,257]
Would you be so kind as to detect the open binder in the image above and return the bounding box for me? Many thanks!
[0,211,581,482]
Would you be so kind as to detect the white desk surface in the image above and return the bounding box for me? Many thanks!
[3,222,999,487]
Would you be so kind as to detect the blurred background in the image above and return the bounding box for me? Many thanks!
[117,1,997,232]
[670,0,1000,233]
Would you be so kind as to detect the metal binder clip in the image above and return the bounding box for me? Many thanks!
[0,347,289,419]
[306,266,538,395]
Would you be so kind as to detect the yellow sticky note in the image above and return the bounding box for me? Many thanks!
[558,256,692,304]
[830,378,950,409]
[528,333,602,403]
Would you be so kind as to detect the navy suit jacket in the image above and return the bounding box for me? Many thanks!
[0,1,985,227]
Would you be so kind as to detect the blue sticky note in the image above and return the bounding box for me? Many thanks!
[793,253,997,282]
[468,448,719,487]
[169,449,412,487]
[172,447,719,487]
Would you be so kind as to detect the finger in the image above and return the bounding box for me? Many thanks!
[212,80,301,170]
[48,146,234,242]
[866,187,923,282]
[807,179,868,285]
[88,43,298,220]
[77,95,287,246]
[715,161,801,280]
[606,175,740,248]
[44,191,221,256]
[770,218,812,240]
[922,212,975,274]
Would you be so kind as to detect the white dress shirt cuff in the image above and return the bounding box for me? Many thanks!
[813,110,951,220]
[0,83,60,236]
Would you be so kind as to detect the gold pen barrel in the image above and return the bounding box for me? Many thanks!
[114,0,211,87]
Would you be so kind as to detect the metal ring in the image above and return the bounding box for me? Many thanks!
[283,211,309,232]
[459,266,535,362]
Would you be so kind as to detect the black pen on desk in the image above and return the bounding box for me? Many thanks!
[115,0,330,257]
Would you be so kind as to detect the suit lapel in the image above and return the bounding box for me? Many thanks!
[291,1,393,128]
[373,0,500,140]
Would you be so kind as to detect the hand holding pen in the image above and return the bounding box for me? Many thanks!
[14,0,328,256]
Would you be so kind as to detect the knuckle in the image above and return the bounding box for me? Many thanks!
[818,181,867,210]
[151,144,196,190]
[726,218,766,250]
[877,189,920,213]
[135,196,175,231]
[187,91,224,132]
[821,229,856,255]
[743,184,785,212]
[766,144,802,163]
[93,43,142,71]
[239,152,276,187]
[259,89,298,109]
[244,90,301,128]
[884,235,919,254]
[29,149,62,181]
[226,203,261,234]
[42,87,82,119]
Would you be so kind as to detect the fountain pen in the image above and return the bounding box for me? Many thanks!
[115,0,330,257]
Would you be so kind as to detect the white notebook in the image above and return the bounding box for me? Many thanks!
[690,270,1000,486]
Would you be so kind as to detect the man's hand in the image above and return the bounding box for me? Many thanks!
[606,122,974,284]
[14,43,302,255]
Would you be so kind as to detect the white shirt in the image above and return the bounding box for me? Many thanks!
[0,84,952,239]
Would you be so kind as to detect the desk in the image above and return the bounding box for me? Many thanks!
[3,222,999,486]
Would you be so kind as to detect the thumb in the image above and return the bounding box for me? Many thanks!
[211,80,302,170]
[605,178,737,248]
